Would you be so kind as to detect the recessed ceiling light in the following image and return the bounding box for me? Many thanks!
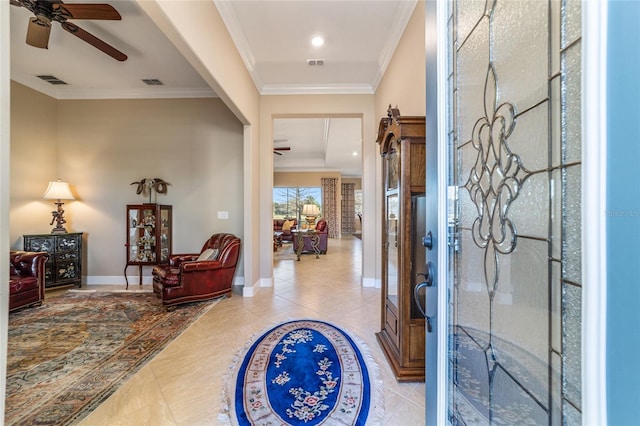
[352,152,358,156]
[311,36,324,47]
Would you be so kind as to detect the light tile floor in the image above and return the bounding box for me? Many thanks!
[75,236,426,425]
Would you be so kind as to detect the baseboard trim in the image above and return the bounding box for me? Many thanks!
[362,277,380,288]
[242,278,261,297]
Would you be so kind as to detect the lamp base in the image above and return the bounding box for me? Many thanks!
[305,215,317,230]
[49,201,69,234]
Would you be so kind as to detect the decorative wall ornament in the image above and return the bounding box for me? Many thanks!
[131,178,171,203]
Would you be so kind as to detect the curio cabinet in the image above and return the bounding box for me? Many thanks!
[125,203,172,287]
[375,107,426,381]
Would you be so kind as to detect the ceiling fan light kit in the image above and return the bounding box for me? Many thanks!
[13,0,127,61]
[26,15,51,48]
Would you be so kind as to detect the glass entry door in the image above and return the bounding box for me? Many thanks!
[443,1,583,424]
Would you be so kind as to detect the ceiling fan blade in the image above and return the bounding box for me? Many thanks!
[274,147,291,151]
[61,22,127,61]
[53,3,122,20]
[273,151,283,156]
[26,16,51,49]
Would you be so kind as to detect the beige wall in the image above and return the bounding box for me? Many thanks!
[9,83,58,247]
[375,0,426,119]
[10,83,244,283]
[341,177,362,191]
[273,171,341,188]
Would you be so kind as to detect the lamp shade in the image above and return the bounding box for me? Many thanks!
[302,204,320,216]
[43,180,75,200]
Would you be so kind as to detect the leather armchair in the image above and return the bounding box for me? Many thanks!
[9,250,49,312]
[292,219,328,254]
[152,233,241,308]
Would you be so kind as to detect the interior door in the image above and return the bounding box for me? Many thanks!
[425,1,583,424]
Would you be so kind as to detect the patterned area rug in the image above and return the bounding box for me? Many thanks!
[273,243,297,261]
[220,319,384,425]
[5,291,218,425]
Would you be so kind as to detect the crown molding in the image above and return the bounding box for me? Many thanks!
[261,83,374,96]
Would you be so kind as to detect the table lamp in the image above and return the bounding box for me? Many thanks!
[43,179,75,233]
[302,204,320,229]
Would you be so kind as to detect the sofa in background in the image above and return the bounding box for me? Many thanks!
[273,218,297,242]
[292,218,328,254]
[9,250,49,312]
[152,233,241,308]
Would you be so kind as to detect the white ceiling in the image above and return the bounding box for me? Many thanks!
[9,0,418,176]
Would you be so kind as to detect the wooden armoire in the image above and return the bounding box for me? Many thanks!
[375,106,426,382]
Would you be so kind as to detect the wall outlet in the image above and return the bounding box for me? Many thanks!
[217,211,229,220]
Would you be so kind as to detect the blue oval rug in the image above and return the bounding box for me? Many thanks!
[221,319,384,425]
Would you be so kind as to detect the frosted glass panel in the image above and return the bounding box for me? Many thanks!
[564,41,582,165]
[563,0,582,47]
[456,0,487,43]
[457,20,489,147]
[563,165,581,283]
[457,230,490,332]
[551,260,562,351]
[551,76,562,168]
[509,172,549,238]
[550,0,561,76]
[551,169,563,260]
[508,103,549,172]
[563,282,582,409]
[551,352,562,425]
[493,239,549,364]
[564,399,582,426]
[493,0,548,111]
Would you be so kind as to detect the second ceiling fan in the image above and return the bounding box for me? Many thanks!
[273,139,290,156]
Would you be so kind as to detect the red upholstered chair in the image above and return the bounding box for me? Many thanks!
[9,251,49,312]
[152,233,241,308]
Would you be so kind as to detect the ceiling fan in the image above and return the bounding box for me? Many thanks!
[10,0,127,61]
[273,147,290,156]
[273,139,290,156]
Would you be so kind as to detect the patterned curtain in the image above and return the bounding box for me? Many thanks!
[321,177,339,238]
[341,183,355,233]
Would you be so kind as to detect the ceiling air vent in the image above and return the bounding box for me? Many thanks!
[36,75,67,85]
[142,79,164,86]
[306,59,325,66]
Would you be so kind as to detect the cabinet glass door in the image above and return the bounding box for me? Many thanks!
[386,194,399,308]
[128,205,157,263]
[159,206,171,262]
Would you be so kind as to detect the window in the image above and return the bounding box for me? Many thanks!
[273,187,322,223]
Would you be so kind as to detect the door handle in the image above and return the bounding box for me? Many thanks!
[414,261,436,333]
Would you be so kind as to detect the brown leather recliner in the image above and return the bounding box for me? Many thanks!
[9,251,49,312]
[152,233,241,308]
